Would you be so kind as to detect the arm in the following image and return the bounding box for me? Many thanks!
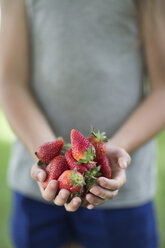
[110,88,165,154]
[0,0,81,212]
[110,0,165,153]
[86,1,165,208]
[0,0,56,157]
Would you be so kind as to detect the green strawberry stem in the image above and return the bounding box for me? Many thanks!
[60,142,71,155]
[35,152,39,159]
[67,192,84,202]
[76,146,96,164]
[35,152,44,166]
[91,176,97,180]
[56,136,72,155]
[69,168,85,188]
[37,160,44,166]
[70,192,83,199]
[85,166,102,193]
[90,126,108,142]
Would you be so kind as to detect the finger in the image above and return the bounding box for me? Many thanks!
[64,197,82,212]
[97,174,126,191]
[118,151,131,169]
[81,198,89,207]
[87,204,94,210]
[54,189,70,206]
[90,186,119,200]
[81,199,94,209]
[86,193,106,206]
[38,180,58,201]
[31,163,47,182]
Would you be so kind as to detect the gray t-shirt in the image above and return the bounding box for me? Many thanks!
[8,0,157,208]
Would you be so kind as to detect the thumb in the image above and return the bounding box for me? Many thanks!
[31,163,47,182]
[118,152,131,169]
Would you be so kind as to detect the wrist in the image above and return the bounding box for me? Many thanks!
[107,137,132,154]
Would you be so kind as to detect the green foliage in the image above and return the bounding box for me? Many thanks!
[0,145,13,246]
[155,132,165,245]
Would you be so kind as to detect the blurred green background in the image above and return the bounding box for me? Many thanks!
[0,108,165,248]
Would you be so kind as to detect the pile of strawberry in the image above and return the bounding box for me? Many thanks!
[35,128,111,199]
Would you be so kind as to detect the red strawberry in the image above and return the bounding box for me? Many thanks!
[43,155,69,190]
[85,162,97,170]
[58,169,85,193]
[35,139,64,165]
[65,149,87,174]
[87,136,106,160]
[65,149,97,175]
[97,156,111,179]
[71,129,96,163]
[87,127,108,160]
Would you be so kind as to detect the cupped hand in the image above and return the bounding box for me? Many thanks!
[31,163,82,212]
[85,144,131,209]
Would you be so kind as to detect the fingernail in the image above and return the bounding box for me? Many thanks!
[119,159,127,169]
[122,161,127,169]
[38,172,43,182]
[87,205,94,210]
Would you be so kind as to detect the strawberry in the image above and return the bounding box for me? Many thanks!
[87,127,108,160]
[35,139,64,165]
[58,169,85,193]
[71,129,96,163]
[65,149,97,175]
[85,162,97,170]
[97,156,111,179]
[43,155,69,190]
[65,149,87,175]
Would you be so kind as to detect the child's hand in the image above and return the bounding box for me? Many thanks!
[85,145,131,209]
[31,163,82,211]
[31,162,58,201]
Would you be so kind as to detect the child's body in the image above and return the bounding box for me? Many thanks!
[1,0,165,247]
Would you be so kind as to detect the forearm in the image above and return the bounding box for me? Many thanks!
[0,82,56,160]
[0,1,56,159]
[109,88,165,154]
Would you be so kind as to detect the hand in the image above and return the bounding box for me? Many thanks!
[31,163,82,212]
[85,144,131,209]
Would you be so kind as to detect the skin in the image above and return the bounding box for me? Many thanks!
[31,145,130,210]
[1,0,165,214]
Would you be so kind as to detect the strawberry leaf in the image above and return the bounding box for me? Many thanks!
[76,147,96,164]
[60,143,71,155]
[85,166,102,193]
[57,136,64,140]
[37,160,44,166]
[70,192,83,199]
[90,126,108,142]
[69,168,85,187]
[35,152,39,159]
